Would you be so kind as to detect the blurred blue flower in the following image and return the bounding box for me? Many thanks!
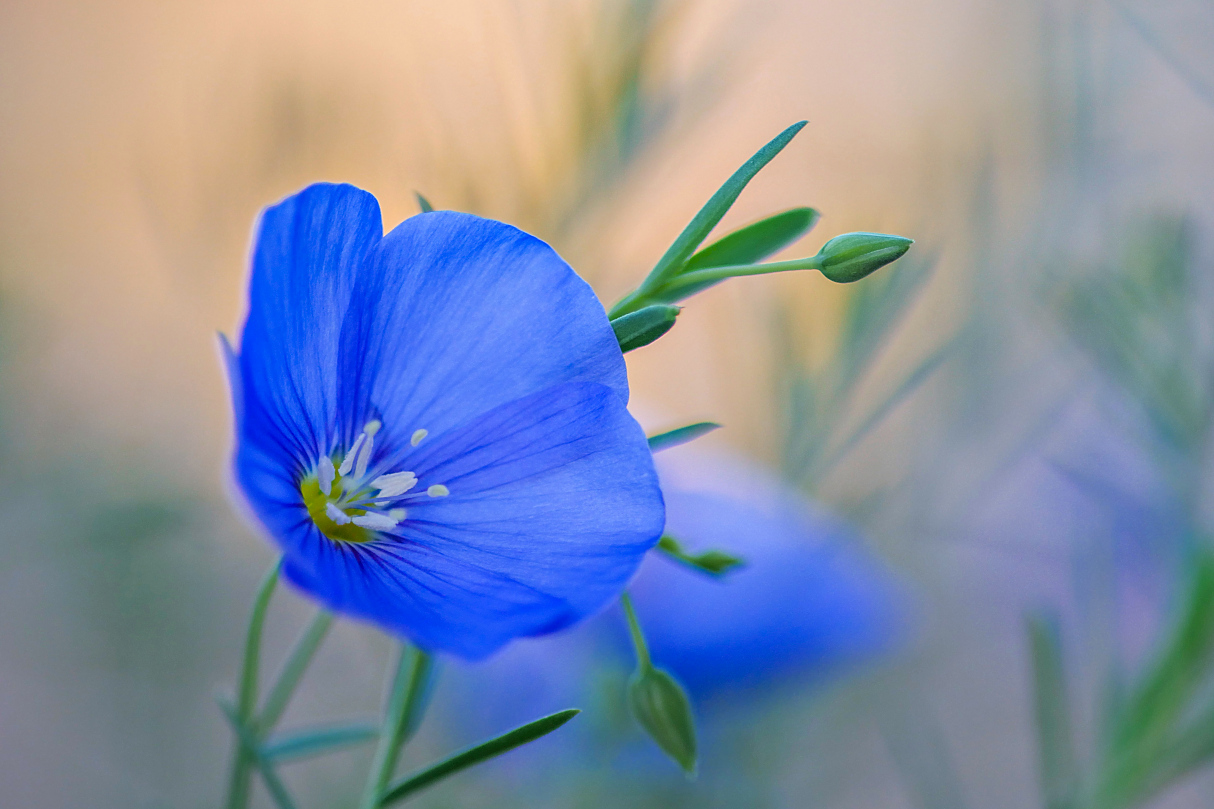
[224,182,664,659]
[623,448,905,697]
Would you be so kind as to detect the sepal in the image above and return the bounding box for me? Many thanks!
[628,665,698,776]
[611,305,681,352]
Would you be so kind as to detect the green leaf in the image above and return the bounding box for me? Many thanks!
[611,305,680,352]
[609,121,808,317]
[414,192,434,213]
[257,610,333,732]
[647,422,720,452]
[628,665,698,776]
[380,710,581,806]
[657,534,744,576]
[816,232,914,283]
[263,722,379,764]
[675,207,820,298]
[1027,613,1079,809]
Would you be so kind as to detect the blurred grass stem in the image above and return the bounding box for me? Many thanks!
[224,559,282,809]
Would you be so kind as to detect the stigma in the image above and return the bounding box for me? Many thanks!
[300,420,450,543]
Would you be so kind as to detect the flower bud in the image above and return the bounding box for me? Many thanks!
[816,232,913,283]
[610,305,680,353]
[628,665,698,775]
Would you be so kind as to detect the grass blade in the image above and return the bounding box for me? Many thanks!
[380,710,581,806]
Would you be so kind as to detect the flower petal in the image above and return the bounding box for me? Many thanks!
[237,183,383,471]
[334,211,627,451]
[280,381,664,659]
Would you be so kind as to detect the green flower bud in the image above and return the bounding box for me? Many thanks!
[816,232,913,283]
[610,305,680,353]
[628,665,698,776]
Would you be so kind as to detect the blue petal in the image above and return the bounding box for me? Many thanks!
[333,211,628,449]
[237,183,383,472]
[281,381,664,659]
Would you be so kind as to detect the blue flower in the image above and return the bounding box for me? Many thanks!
[223,182,665,659]
[623,449,904,697]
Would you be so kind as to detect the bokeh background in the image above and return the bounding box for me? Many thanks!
[3,0,1214,807]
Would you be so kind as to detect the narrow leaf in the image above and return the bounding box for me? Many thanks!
[657,535,744,576]
[264,722,379,764]
[609,121,807,317]
[380,710,581,806]
[414,192,434,213]
[611,305,680,352]
[647,422,720,452]
[1027,613,1079,809]
[675,207,820,298]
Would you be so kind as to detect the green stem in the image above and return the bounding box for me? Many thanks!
[217,697,299,809]
[620,592,652,670]
[359,645,434,809]
[657,255,824,297]
[224,559,282,809]
[257,610,333,732]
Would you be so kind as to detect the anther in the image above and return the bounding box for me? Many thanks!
[411,429,428,447]
[325,502,352,525]
[352,512,398,530]
[354,421,379,481]
[372,471,418,498]
[338,433,365,476]
[427,484,449,498]
[317,456,335,496]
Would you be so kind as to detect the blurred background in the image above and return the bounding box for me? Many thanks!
[3,0,1214,806]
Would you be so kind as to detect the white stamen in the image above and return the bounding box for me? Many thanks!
[352,512,398,530]
[325,502,352,525]
[354,434,373,478]
[363,419,382,436]
[372,471,418,497]
[411,429,428,447]
[427,484,449,498]
[389,508,407,521]
[338,433,365,476]
[317,456,335,496]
